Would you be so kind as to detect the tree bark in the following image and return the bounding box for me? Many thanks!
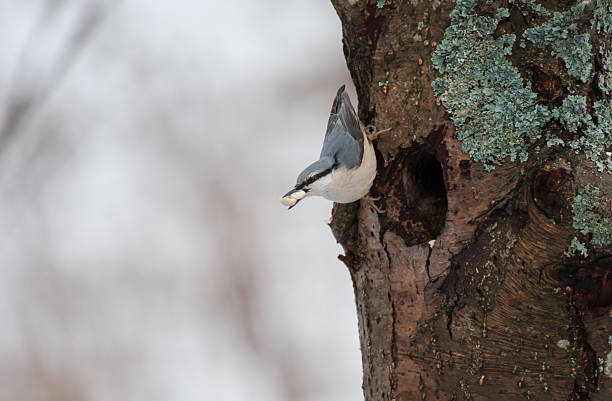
[329,1,612,400]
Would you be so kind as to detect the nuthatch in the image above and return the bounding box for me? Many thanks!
[281,85,388,211]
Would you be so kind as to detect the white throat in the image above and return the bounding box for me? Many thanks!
[307,134,376,203]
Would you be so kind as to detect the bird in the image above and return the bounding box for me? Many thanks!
[280,85,388,211]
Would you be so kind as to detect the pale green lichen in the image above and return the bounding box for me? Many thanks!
[524,4,592,83]
[571,186,612,253]
[603,336,612,379]
[431,0,606,172]
[568,237,588,257]
[552,96,612,172]
[516,0,551,17]
[431,0,550,171]
[577,100,612,172]
[595,1,612,100]
[593,0,612,33]
[546,135,564,148]
[599,47,612,95]
[564,99,612,172]
[553,95,587,133]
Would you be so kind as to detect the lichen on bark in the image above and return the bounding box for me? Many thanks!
[552,96,612,172]
[593,0,612,34]
[432,0,612,175]
[329,1,612,399]
[523,3,592,83]
[570,185,612,255]
[431,0,551,170]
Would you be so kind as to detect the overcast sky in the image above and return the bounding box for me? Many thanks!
[0,1,362,400]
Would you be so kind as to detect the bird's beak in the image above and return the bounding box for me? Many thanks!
[280,188,307,210]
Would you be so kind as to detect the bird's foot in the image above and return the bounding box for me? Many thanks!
[365,125,392,142]
[363,195,385,214]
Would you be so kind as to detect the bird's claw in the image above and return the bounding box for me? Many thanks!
[364,195,385,214]
[365,125,392,142]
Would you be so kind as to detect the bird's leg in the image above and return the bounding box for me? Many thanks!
[365,124,392,142]
[363,195,385,214]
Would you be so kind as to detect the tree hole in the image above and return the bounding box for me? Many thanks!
[379,145,448,244]
[413,151,447,203]
[404,148,448,239]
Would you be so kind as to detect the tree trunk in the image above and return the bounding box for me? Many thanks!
[329,1,612,400]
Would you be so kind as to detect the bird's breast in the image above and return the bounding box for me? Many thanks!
[324,137,376,203]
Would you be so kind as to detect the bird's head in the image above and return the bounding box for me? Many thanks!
[280,157,335,209]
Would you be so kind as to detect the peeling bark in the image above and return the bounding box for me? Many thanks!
[329,1,612,400]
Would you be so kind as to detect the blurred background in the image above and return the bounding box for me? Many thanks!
[0,1,362,400]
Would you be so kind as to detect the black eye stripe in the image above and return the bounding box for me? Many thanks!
[296,158,338,191]
[296,167,333,190]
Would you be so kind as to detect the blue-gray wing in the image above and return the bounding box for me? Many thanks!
[320,85,364,170]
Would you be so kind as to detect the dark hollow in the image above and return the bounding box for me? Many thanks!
[414,151,447,203]
[400,147,448,241]
[378,144,448,243]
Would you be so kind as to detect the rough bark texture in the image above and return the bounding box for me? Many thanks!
[329,1,612,400]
